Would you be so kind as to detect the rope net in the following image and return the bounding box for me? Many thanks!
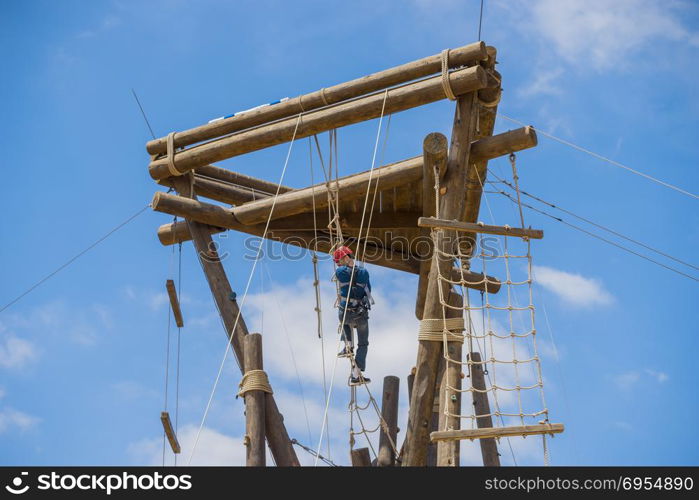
[431,158,551,442]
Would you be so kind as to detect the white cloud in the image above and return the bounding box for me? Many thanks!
[1,301,114,346]
[128,425,247,466]
[0,331,37,370]
[614,371,641,390]
[112,381,160,401]
[613,368,668,390]
[533,265,614,307]
[518,67,564,98]
[0,407,40,434]
[645,369,669,383]
[524,0,699,70]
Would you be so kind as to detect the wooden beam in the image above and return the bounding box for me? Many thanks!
[469,352,500,466]
[196,164,293,195]
[403,93,479,466]
[243,333,266,466]
[418,218,544,239]
[377,376,400,467]
[431,423,565,442]
[160,411,181,454]
[350,447,372,467]
[145,42,488,155]
[469,126,537,164]
[169,175,299,466]
[148,66,488,179]
[167,125,534,213]
[165,279,184,328]
[437,342,463,466]
[152,192,501,292]
[416,133,447,320]
[224,157,423,224]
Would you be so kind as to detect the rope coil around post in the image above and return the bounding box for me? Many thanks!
[166,132,184,177]
[440,49,457,101]
[418,317,465,343]
[237,369,273,398]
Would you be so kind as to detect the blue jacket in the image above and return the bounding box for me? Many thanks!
[335,265,372,310]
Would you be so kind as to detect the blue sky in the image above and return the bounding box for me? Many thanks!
[1,0,698,466]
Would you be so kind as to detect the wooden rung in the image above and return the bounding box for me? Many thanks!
[418,217,544,240]
[430,423,564,442]
[165,279,184,328]
[160,411,181,454]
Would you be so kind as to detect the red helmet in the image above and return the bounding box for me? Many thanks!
[332,245,354,263]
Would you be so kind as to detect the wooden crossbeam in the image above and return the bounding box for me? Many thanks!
[160,411,181,454]
[418,217,544,240]
[430,423,564,442]
[165,279,184,328]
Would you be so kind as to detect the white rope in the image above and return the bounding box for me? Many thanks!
[440,49,457,101]
[187,115,303,465]
[498,113,698,200]
[165,132,183,177]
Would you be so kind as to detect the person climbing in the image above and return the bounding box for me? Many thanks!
[333,245,374,386]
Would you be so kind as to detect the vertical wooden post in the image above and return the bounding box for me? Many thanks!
[427,358,445,466]
[416,133,448,319]
[378,376,400,467]
[243,333,266,466]
[171,175,299,467]
[403,93,478,466]
[351,447,372,467]
[469,351,500,466]
[437,341,462,466]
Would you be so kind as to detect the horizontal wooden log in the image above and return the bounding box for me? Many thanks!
[158,210,421,245]
[146,42,488,155]
[231,157,424,225]
[152,192,500,292]
[430,423,564,442]
[469,126,537,164]
[165,279,184,328]
[196,164,293,195]
[159,175,265,206]
[417,217,544,239]
[149,65,488,179]
[158,221,225,246]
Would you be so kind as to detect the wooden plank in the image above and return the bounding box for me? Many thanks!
[160,411,181,454]
[469,351,500,466]
[146,42,488,155]
[418,217,544,239]
[148,66,488,179]
[431,423,565,442]
[377,376,400,467]
[165,279,184,328]
[350,447,372,467]
[243,333,266,466]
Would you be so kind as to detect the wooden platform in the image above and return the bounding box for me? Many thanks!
[430,423,564,442]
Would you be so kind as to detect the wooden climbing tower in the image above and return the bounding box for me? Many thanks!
[147,41,563,466]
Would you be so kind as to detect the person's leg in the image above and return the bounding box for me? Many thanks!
[339,310,353,352]
[354,312,369,372]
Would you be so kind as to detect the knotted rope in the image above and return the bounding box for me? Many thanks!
[166,132,183,177]
[237,369,273,398]
[418,317,465,343]
[440,49,457,101]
